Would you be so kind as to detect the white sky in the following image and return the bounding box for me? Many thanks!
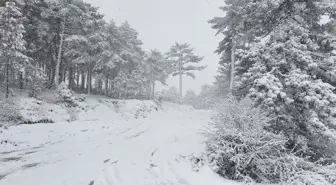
[85,0,224,94]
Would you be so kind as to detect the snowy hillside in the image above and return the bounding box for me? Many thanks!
[0,97,238,185]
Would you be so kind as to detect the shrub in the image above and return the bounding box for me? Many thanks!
[28,72,47,99]
[75,94,86,102]
[157,87,180,103]
[0,99,21,123]
[56,82,76,107]
[204,95,336,184]
[66,107,78,122]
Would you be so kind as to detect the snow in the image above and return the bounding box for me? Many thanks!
[19,98,71,123]
[0,98,239,185]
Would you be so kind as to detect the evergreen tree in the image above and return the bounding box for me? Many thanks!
[144,49,169,100]
[0,0,28,98]
[96,20,126,95]
[212,0,336,162]
[63,2,105,94]
[195,84,216,110]
[183,89,197,107]
[166,43,206,104]
[40,0,93,87]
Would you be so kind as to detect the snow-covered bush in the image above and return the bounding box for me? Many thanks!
[134,103,158,119]
[155,91,165,102]
[204,96,336,184]
[19,98,71,124]
[19,98,54,124]
[56,82,76,107]
[159,87,180,103]
[66,107,78,122]
[0,99,21,124]
[184,89,197,107]
[27,70,48,99]
[75,94,86,102]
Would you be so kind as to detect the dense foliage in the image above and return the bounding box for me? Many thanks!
[211,0,336,163]
[205,96,336,184]
[0,0,204,101]
[183,85,217,110]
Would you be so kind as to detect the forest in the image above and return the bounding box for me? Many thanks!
[1,0,336,185]
[0,0,206,101]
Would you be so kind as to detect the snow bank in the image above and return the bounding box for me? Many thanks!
[76,97,160,121]
[0,96,239,185]
[19,98,70,124]
[0,96,163,126]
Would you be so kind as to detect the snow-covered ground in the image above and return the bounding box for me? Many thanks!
[0,98,239,185]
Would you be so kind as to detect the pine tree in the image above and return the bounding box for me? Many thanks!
[166,43,206,104]
[144,49,169,100]
[41,0,93,87]
[63,2,105,94]
[97,20,125,95]
[195,84,215,110]
[0,0,28,98]
[209,0,256,92]
[212,0,336,162]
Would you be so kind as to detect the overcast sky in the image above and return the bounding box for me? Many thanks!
[85,0,224,94]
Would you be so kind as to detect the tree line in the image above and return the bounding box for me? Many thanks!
[0,0,206,101]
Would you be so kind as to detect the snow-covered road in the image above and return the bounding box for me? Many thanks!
[0,102,238,185]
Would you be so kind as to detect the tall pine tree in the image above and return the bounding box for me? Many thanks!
[166,43,206,104]
[212,0,336,162]
[0,0,28,98]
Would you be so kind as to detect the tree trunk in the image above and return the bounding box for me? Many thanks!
[68,65,73,90]
[152,81,155,100]
[229,38,236,91]
[109,80,113,97]
[87,66,91,95]
[97,79,102,93]
[76,65,79,92]
[50,61,55,88]
[48,66,51,82]
[19,71,23,90]
[25,69,29,89]
[179,60,183,104]
[5,57,9,98]
[81,70,85,92]
[105,72,109,96]
[55,21,65,87]
[63,63,67,82]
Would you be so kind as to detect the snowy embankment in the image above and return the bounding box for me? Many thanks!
[0,97,239,185]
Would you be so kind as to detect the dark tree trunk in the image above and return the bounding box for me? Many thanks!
[97,79,102,93]
[68,65,73,90]
[87,67,91,95]
[50,65,55,88]
[105,72,109,96]
[5,57,9,98]
[76,65,79,92]
[19,71,24,90]
[51,52,57,88]
[81,70,85,92]
[25,69,29,89]
[63,67,66,82]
